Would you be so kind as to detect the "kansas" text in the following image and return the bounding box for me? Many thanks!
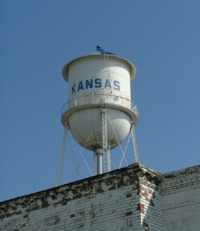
[71,79,120,95]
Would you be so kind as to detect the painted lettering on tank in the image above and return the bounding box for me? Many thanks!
[71,78,120,95]
[86,79,93,89]
[113,81,120,91]
[105,79,111,89]
[77,81,84,91]
[71,84,76,95]
[95,78,102,88]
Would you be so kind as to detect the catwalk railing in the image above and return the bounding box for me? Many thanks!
[61,94,138,116]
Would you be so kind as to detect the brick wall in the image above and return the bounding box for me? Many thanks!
[0,163,162,231]
[161,165,200,231]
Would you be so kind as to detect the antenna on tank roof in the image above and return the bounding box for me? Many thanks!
[56,47,139,186]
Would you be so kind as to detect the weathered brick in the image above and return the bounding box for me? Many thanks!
[0,163,162,231]
[161,165,200,231]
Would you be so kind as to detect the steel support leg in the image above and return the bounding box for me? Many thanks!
[56,124,68,186]
[102,108,108,173]
[97,154,103,174]
[106,148,111,172]
[94,149,103,175]
[93,151,97,176]
[97,149,103,175]
[131,124,139,163]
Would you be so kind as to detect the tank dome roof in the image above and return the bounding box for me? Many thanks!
[62,54,136,82]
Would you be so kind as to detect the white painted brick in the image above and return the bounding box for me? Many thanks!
[0,163,162,231]
[161,165,200,231]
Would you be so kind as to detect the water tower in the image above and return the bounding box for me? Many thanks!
[56,47,139,186]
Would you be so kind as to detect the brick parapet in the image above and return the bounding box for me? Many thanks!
[0,162,162,231]
[161,165,200,230]
[161,165,200,196]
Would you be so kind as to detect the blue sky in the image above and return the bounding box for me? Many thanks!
[0,0,200,202]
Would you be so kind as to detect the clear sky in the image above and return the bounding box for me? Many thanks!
[0,0,200,202]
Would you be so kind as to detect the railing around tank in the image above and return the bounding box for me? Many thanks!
[61,94,138,116]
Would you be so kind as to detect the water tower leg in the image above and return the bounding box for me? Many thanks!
[95,149,103,174]
[93,151,97,176]
[131,125,139,163]
[101,108,108,173]
[106,148,111,172]
[56,124,68,187]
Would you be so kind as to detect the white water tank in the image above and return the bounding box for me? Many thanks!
[61,53,138,151]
